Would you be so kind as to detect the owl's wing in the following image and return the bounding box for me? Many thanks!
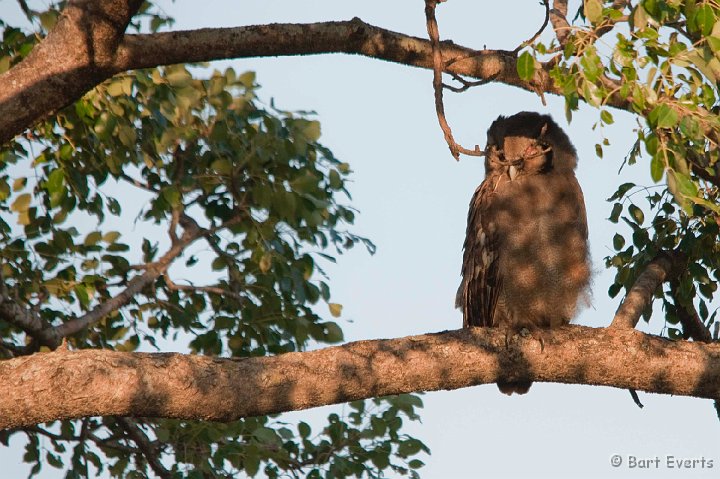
[456,178,501,327]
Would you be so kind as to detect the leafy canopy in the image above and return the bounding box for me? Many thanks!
[0,4,426,478]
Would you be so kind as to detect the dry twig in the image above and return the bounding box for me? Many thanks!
[424,0,484,160]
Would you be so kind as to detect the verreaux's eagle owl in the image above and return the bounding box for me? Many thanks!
[456,111,590,395]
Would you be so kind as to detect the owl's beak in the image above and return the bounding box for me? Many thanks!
[508,165,519,181]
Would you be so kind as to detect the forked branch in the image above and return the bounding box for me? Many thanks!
[424,0,484,161]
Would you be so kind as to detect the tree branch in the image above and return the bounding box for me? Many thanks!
[164,275,245,303]
[4,10,634,145]
[52,215,204,341]
[115,417,172,479]
[0,0,144,144]
[549,0,571,46]
[669,279,713,342]
[610,251,681,329]
[2,325,719,430]
[424,0,484,160]
[513,0,550,54]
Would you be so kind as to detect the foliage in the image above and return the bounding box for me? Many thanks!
[4,0,720,476]
[0,5,426,478]
[520,0,720,338]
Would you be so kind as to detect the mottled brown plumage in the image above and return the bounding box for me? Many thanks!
[456,111,590,395]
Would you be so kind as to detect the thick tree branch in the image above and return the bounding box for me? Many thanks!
[549,0,571,46]
[5,11,632,145]
[0,0,144,145]
[610,251,682,329]
[2,325,719,430]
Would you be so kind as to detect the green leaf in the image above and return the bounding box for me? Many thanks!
[648,104,678,128]
[244,452,260,477]
[672,170,698,197]
[694,4,715,36]
[45,169,65,194]
[600,110,614,124]
[155,427,170,442]
[166,67,192,87]
[102,231,121,244]
[582,80,602,107]
[328,169,342,190]
[516,51,536,81]
[580,48,603,82]
[628,204,645,224]
[707,36,720,54]
[298,422,311,438]
[211,158,233,175]
[253,427,278,444]
[301,120,321,142]
[74,283,90,309]
[584,0,603,24]
[324,321,344,343]
[613,233,625,250]
[108,198,121,215]
[84,231,102,246]
[238,71,256,88]
[650,153,665,182]
[667,170,694,214]
[161,186,181,207]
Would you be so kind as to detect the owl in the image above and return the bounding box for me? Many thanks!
[456,111,590,395]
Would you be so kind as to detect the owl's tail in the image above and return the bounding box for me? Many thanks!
[497,380,532,395]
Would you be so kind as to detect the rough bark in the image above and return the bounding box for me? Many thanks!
[1,5,634,145]
[610,252,680,329]
[0,0,144,145]
[2,325,719,430]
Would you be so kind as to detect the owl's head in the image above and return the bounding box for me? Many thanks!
[484,111,577,179]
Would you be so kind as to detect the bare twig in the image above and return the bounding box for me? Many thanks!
[628,389,644,408]
[424,0,484,161]
[116,417,172,479]
[445,72,498,93]
[164,275,245,302]
[513,0,551,54]
[119,172,158,193]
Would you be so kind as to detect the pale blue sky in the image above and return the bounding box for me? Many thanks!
[1,1,719,478]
